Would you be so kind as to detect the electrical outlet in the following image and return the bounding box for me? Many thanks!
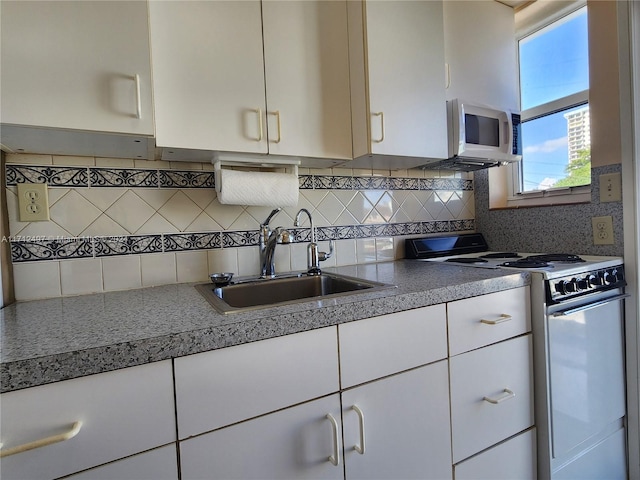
[599,173,622,202]
[592,216,614,245]
[17,183,50,222]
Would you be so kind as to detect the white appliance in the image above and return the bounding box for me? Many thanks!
[406,233,628,479]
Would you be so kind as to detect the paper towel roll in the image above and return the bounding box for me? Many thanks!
[217,169,299,207]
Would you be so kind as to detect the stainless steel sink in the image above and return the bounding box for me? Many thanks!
[195,273,393,314]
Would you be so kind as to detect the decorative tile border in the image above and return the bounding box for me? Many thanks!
[6,165,472,191]
[10,220,474,263]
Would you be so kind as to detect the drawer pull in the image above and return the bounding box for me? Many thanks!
[0,421,82,458]
[483,388,516,405]
[352,405,366,455]
[326,413,341,466]
[134,73,142,119]
[480,314,512,325]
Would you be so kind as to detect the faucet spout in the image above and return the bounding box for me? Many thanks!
[259,208,288,278]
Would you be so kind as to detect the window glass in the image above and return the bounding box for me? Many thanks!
[518,7,590,192]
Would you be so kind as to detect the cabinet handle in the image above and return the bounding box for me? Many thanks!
[372,112,384,143]
[326,413,341,466]
[480,314,512,325]
[134,74,142,119]
[445,62,451,89]
[255,108,264,142]
[483,388,516,405]
[269,110,282,143]
[0,421,82,458]
[352,405,366,455]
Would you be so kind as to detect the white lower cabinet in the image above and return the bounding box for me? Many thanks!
[0,361,176,480]
[180,395,343,480]
[64,445,178,480]
[454,429,536,480]
[342,361,452,480]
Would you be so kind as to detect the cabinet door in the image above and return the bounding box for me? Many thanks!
[361,0,448,159]
[180,395,343,480]
[149,1,267,153]
[0,0,153,135]
[342,362,452,480]
[443,0,518,110]
[262,1,352,159]
[64,445,178,480]
[0,361,175,480]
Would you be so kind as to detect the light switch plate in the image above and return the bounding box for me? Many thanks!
[599,173,622,202]
[17,183,50,222]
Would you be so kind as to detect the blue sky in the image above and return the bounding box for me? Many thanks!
[519,8,589,190]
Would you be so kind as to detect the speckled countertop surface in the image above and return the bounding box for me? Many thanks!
[0,260,530,393]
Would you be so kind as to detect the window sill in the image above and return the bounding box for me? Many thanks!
[501,185,591,209]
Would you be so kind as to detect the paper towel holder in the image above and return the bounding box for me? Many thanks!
[212,152,300,195]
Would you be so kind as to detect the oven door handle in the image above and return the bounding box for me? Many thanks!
[551,293,629,317]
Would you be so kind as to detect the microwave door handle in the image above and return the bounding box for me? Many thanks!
[503,115,513,153]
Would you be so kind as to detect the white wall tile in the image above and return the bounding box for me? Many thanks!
[375,237,395,262]
[208,248,239,276]
[60,259,103,296]
[102,255,142,291]
[356,238,376,264]
[6,153,52,164]
[141,253,177,287]
[52,156,95,166]
[236,246,260,277]
[13,261,61,301]
[176,251,209,283]
[290,243,308,271]
[335,239,357,266]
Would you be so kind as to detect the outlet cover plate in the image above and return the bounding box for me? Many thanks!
[592,215,614,245]
[17,183,50,222]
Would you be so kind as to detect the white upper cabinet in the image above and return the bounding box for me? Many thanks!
[0,0,153,135]
[149,1,267,155]
[150,0,352,162]
[261,1,352,160]
[443,0,519,110]
[347,0,448,168]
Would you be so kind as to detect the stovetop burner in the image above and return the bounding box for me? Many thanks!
[480,252,522,259]
[444,257,489,264]
[500,259,551,269]
[526,253,585,263]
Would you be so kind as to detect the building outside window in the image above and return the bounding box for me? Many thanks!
[515,5,590,194]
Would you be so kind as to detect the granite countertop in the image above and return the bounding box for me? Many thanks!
[0,260,530,393]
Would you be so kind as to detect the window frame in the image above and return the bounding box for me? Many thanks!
[503,2,591,208]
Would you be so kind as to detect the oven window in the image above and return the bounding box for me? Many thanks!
[464,114,500,146]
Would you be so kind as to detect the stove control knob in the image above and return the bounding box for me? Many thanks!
[576,277,589,291]
[604,269,620,285]
[589,273,604,286]
[561,279,577,293]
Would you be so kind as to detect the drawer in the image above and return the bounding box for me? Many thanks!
[338,304,447,388]
[174,326,339,439]
[454,428,536,480]
[449,335,533,462]
[65,445,178,480]
[0,361,175,480]
[448,286,530,356]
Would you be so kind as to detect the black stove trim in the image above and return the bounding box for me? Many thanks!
[405,233,489,259]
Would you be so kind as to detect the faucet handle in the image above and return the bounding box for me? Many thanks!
[318,239,334,262]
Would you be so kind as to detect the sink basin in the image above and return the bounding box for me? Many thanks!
[195,273,393,314]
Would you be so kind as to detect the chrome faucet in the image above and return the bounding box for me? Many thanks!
[259,208,290,278]
[294,208,334,275]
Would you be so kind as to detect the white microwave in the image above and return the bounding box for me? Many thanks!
[447,99,522,164]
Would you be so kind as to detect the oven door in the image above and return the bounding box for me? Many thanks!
[546,290,627,461]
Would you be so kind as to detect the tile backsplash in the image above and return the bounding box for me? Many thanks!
[5,154,475,300]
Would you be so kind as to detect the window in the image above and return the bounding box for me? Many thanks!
[512,6,590,197]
